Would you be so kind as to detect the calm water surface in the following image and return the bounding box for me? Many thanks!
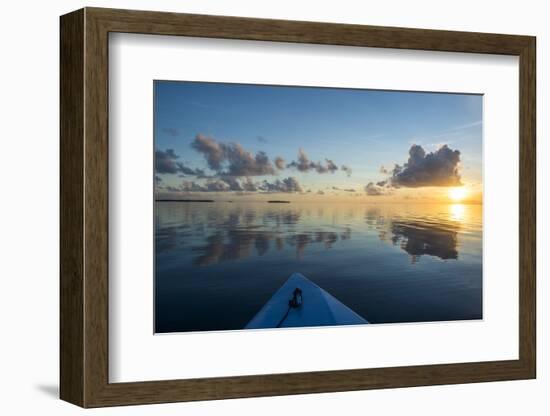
[155,201,482,333]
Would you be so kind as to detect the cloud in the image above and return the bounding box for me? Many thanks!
[274,156,285,170]
[216,176,261,192]
[165,176,302,194]
[218,177,243,191]
[202,177,249,192]
[191,135,225,170]
[206,180,231,192]
[161,127,180,137]
[259,177,303,193]
[242,178,258,192]
[256,135,268,143]
[190,138,347,179]
[226,147,275,176]
[164,186,181,192]
[341,165,352,177]
[180,181,207,192]
[177,179,234,192]
[176,163,205,177]
[389,144,462,188]
[365,182,384,196]
[331,186,355,192]
[287,149,339,174]
[191,134,276,176]
[325,159,338,173]
[155,148,204,176]
[155,148,180,174]
[317,190,325,195]
[379,166,389,174]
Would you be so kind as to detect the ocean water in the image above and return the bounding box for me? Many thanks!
[155,201,482,333]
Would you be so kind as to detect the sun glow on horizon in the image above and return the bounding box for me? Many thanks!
[448,187,468,202]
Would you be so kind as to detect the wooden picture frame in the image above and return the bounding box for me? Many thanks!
[60,7,536,408]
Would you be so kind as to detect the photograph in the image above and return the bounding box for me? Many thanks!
[153,80,483,333]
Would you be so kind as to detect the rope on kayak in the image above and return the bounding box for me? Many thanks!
[276,287,303,328]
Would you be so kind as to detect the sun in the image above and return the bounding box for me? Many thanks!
[448,187,468,202]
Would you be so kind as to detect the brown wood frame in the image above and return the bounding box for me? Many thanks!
[60,7,536,408]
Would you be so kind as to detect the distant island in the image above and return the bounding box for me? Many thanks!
[156,199,214,203]
[267,200,291,203]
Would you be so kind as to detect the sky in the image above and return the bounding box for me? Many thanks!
[154,81,483,203]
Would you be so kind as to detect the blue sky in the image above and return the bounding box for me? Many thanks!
[154,80,482,202]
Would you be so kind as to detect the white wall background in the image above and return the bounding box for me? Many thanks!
[0,0,545,414]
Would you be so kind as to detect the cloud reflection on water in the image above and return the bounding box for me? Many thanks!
[364,207,461,262]
[390,220,459,262]
[156,203,464,266]
[191,228,350,265]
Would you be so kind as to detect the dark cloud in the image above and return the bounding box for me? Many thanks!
[181,177,243,193]
[221,176,261,192]
[206,180,231,192]
[287,149,339,174]
[191,134,276,176]
[344,188,356,192]
[379,166,389,174]
[224,145,275,176]
[259,177,302,193]
[286,149,309,172]
[389,144,462,188]
[274,156,285,170]
[176,163,205,177]
[175,179,231,192]
[161,127,180,137]
[155,148,180,174]
[191,135,225,170]
[220,177,244,191]
[155,148,204,176]
[341,165,352,177]
[164,176,302,194]
[317,190,325,195]
[325,159,338,173]
[365,182,384,196]
[256,135,268,143]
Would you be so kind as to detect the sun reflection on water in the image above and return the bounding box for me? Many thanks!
[450,203,465,221]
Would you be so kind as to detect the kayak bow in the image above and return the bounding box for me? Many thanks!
[245,273,369,329]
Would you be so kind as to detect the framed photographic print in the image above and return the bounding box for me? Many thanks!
[60,7,536,407]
